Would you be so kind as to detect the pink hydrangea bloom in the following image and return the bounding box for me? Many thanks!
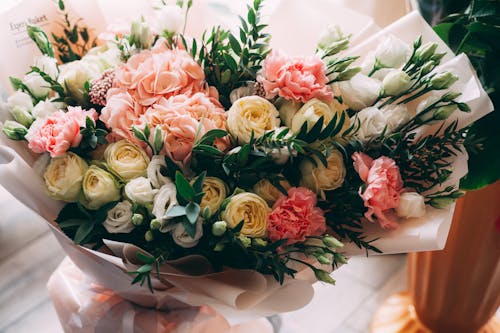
[267,187,326,244]
[114,43,213,107]
[352,152,403,229]
[258,50,333,103]
[140,92,228,164]
[26,106,98,157]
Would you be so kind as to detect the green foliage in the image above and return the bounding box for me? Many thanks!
[433,0,500,189]
[27,25,55,58]
[73,117,108,157]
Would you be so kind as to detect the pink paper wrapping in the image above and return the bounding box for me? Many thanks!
[47,258,274,333]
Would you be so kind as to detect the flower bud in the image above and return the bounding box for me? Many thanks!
[252,238,268,247]
[433,104,457,120]
[214,242,225,252]
[431,52,446,62]
[429,197,455,209]
[130,19,154,49]
[150,218,162,230]
[132,213,144,226]
[335,253,348,265]
[317,25,345,50]
[145,230,154,242]
[212,221,227,236]
[420,61,435,75]
[315,269,336,284]
[415,42,438,62]
[27,25,54,57]
[9,106,34,127]
[323,236,344,249]
[441,91,461,102]
[2,120,28,140]
[238,235,251,248]
[317,255,331,265]
[429,72,458,90]
[382,70,412,96]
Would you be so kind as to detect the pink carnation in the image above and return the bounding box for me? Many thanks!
[114,44,211,106]
[100,88,146,146]
[258,50,333,103]
[352,152,403,229]
[26,106,98,157]
[140,92,228,164]
[267,187,326,244]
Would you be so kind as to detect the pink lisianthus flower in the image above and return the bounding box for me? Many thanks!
[258,50,333,103]
[140,92,228,164]
[352,152,403,229]
[26,106,98,157]
[267,187,326,244]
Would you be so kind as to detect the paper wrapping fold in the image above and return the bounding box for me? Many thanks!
[48,257,274,333]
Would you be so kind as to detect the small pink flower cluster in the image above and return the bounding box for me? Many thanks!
[267,187,326,244]
[258,50,333,103]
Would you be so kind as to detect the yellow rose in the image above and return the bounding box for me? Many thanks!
[227,96,280,144]
[253,178,291,206]
[104,140,150,181]
[82,166,121,210]
[300,149,346,193]
[44,152,88,202]
[222,193,269,237]
[199,177,227,216]
[290,98,335,133]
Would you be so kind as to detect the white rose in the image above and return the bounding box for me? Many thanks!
[383,104,413,133]
[44,152,88,202]
[105,140,150,181]
[147,155,170,189]
[374,35,411,69]
[353,107,387,141]
[382,70,412,96]
[396,192,426,219]
[23,72,51,99]
[227,96,280,144]
[300,149,346,194]
[152,5,184,35]
[58,60,101,104]
[336,74,382,111]
[34,55,58,80]
[291,98,335,133]
[152,180,178,223]
[278,100,302,128]
[32,100,59,118]
[82,166,121,210]
[103,201,135,234]
[261,127,294,165]
[172,218,203,248]
[125,177,158,205]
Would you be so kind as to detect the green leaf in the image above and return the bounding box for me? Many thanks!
[175,171,196,201]
[136,252,155,265]
[58,0,65,10]
[165,205,187,218]
[132,127,147,142]
[94,201,118,223]
[198,129,227,145]
[237,143,251,166]
[229,33,242,54]
[223,54,238,72]
[185,202,200,224]
[194,144,224,155]
[135,264,152,274]
[58,218,86,229]
[181,219,196,238]
[192,171,206,194]
[74,220,94,244]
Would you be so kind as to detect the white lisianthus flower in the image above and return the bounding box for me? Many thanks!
[172,218,203,248]
[374,35,411,69]
[416,94,441,122]
[44,152,88,202]
[396,192,426,219]
[103,201,135,234]
[83,44,122,71]
[278,100,302,128]
[7,91,33,111]
[130,19,154,49]
[317,24,344,50]
[82,166,121,210]
[34,55,58,80]
[58,60,101,105]
[105,141,150,181]
[354,107,387,141]
[23,72,51,99]
[291,98,334,133]
[152,5,184,36]
[227,96,280,144]
[32,100,59,118]
[152,180,178,223]
[125,177,158,205]
[147,155,170,189]
[300,149,346,194]
[336,74,382,111]
[383,104,413,133]
[382,70,412,96]
[360,52,393,80]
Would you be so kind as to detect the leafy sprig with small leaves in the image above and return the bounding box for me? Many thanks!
[132,124,165,155]
[72,117,108,156]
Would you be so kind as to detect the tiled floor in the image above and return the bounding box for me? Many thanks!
[0,183,409,333]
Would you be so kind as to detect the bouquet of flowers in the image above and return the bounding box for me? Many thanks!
[0,0,493,323]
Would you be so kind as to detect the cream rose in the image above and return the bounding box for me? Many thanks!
[222,193,269,238]
[198,177,227,216]
[105,140,150,181]
[152,180,178,224]
[147,155,170,189]
[290,98,334,133]
[58,60,101,105]
[253,178,291,206]
[336,74,382,111]
[278,100,302,128]
[124,177,158,205]
[103,201,135,234]
[396,192,426,219]
[382,70,412,96]
[172,218,203,248]
[227,96,280,144]
[44,152,88,202]
[82,165,120,210]
[300,149,346,194]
